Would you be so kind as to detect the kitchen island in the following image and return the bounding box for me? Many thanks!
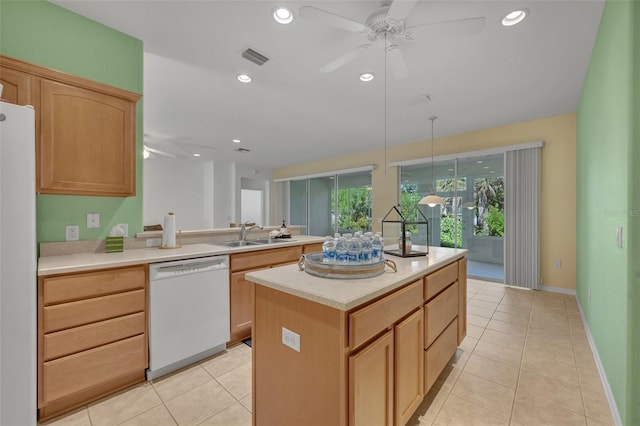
[245,246,467,426]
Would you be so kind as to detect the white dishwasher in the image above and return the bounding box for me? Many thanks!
[147,255,229,380]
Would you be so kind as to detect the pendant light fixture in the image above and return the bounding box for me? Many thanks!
[419,116,445,207]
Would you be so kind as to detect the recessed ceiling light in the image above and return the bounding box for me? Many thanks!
[237,74,252,83]
[502,9,527,27]
[483,166,490,169]
[273,7,293,24]
[232,139,241,143]
[448,169,453,172]
[490,171,496,174]
[476,160,483,164]
[359,72,375,82]
[143,148,150,160]
[193,153,201,157]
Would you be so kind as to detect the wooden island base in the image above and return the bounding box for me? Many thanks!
[248,250,467,426]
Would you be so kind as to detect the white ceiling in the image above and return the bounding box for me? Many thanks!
[51,0,604,170]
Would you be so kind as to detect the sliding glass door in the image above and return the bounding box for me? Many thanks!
[401,154,505,282]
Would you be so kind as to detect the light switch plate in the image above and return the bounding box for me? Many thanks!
[616,226,623,248]
[282,327,300,352]
[87,213,100,229]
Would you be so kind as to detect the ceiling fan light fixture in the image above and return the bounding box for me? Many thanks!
[359,72,375,82]
[501,9,527,27]
[237,74,252,83]
[273,7,294,24]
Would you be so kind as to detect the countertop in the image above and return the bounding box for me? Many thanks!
[245,246,467,311]
[38,235,325,276]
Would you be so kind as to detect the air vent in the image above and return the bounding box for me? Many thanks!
[240,47,270,66]
[235,147,251,153]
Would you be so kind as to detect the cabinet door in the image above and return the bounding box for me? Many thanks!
[395,308,424,426]
[39,79,136,196]
[457,258,467,344]
[0,66,32,105]
[349,330,394,426]
[229,270,256,343]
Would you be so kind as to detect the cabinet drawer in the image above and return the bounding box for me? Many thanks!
[424,318,457,394]
[42,334,146,404]
[424,262,458,301]
[425,282,459,347]
[43,265,146,305]
[303,243,324,253]
[44,289,145,333]
[43,312,145,361]
[349,280,422,350]
[230,246,303,271]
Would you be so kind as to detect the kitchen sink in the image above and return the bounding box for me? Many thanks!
[213,238,294,247]
[214,240,263,247]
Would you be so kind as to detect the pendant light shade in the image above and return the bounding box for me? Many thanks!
[419,116,445,207]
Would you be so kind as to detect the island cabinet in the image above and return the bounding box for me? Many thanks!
[37,265,148,421]
[0,55,141,197]
[229,243,322,345]
[250,253,467,426]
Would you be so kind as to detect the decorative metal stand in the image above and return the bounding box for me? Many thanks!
[382,205,430,257]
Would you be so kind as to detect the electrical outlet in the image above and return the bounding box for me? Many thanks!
[282,327,300,352]
[117,223,129,237]
[146,238,161,247]
[87,213,100,229]
[65,225,79,241]
[616,226,623,248]
[553,259,562,269]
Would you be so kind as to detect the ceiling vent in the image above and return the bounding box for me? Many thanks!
[235,147,251,153]
[240,47,270,66]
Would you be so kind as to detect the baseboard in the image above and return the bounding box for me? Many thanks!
[540,284,577,295]
[576,299,623,426]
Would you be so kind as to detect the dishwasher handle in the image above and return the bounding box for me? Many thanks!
[150,256,229,280]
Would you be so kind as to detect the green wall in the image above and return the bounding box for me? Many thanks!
[629,1,640,424]
[0,0,143,242]
[576,1,638,424]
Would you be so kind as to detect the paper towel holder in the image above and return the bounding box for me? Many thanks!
[159,229,182,249]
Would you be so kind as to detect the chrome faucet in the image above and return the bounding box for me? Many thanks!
[240,223,263,241]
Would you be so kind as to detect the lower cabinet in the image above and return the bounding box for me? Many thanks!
[38,265,148,421]
[395,308,425,426]
[229,269,259,343]
[349,330,394,426]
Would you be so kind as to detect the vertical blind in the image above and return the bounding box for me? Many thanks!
[505,147,541,289]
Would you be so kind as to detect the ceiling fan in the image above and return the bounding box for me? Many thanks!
[143,132,216,159]
[300,0,486,79]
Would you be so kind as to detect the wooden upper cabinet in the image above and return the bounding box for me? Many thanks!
[39,79,136,196]
[0,66,32,105]
[0,55,141,197]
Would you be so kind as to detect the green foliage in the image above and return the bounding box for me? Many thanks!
[440,215,462,248]
[333,186,372,232]
[486,206,504,237]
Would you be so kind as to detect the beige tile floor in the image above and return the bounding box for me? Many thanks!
[42,279,615,426]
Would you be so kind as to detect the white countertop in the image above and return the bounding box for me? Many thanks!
[245,246,467,311]
[38,235,325,276]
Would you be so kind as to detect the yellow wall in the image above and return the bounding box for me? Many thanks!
[273,113,577,290]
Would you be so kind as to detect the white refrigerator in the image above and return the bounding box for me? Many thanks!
[0,101,37,425]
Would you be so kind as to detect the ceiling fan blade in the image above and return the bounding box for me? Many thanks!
[299,6,366,34]
[320,44,371,73]
[406,16,486,40]
[386,45,409,80]
[144,145,177,158]
[387,0,418,23]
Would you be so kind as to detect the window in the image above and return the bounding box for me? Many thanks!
[285,170,372,236]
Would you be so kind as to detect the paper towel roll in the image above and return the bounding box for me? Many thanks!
[162,212,176,247]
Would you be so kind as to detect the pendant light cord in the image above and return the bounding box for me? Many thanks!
[430,116,437,192]
[384,33,388,176]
